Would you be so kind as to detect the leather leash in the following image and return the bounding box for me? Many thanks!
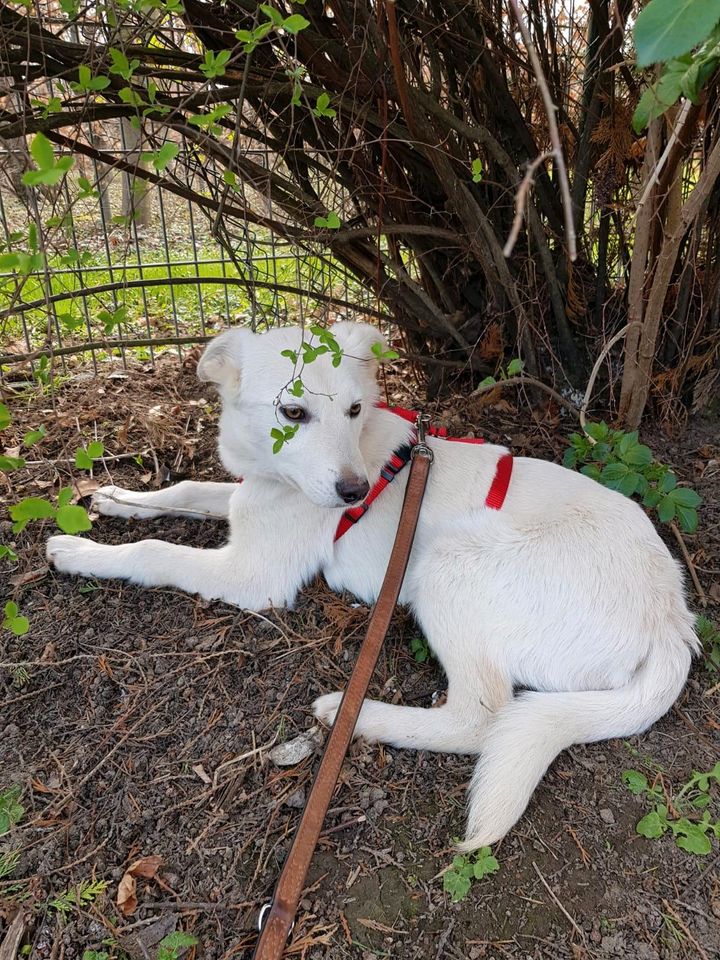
[251,414,434,959]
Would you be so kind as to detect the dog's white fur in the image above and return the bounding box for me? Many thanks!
[46,322,699,849]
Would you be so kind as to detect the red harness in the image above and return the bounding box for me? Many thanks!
[333,404,513,542]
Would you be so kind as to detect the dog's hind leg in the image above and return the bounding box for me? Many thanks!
[91,481,235,520]
[313,660,510,754]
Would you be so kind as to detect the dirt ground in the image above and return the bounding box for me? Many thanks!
[1,355,719,960]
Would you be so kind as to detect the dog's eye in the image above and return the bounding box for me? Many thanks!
[280,405,306,422]
[348,402,362,418]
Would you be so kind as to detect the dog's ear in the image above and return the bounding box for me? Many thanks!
[331,321,387,363]
[197,328,251,390]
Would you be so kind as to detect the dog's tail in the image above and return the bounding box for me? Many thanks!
[457,636,694,852]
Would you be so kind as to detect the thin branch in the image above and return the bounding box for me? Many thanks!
[503,151,552,257]
[580,322,640,435]
[0,276,388,328]
[507,0,577,260]
[470,374,580,415]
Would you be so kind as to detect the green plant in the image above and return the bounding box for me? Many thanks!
[82,952,109,960]
[696,616,720,674]
[622,762,720,855]
[313,211,341,229]
[442,846,499,902]
[10,488,92,535]
[3,601,29,637]
[49,879,109,917]
[156,932,199,960]
[0,785,24,834]
[22,132,74,186]
[0,850,21,880]
[75,440,105,470]
[633,0,720,132]
[564,422,702,533]
[409,635,430,663]
[477,357,524,389]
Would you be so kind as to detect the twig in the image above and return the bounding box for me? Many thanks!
[635,98,693,217]
[469,373,580,415]
[503,151,552,257]
[670,521,707,607]
[580,322,640,435]
[507,0,577,260]
[661,900,711,960]
[211,734,278,790]
[532,861,586,944]
[0,911,27,960]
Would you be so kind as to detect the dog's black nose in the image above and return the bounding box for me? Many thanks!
[336,476,370,504]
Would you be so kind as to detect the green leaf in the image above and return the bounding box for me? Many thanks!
[313,92,336,117]
[23,426,45,446]
[601,463,629,482]
[282,14,310,34]
[669,487,701,509]
[673,820,712,855]
[675,505,698,534]
[506,358,524,377]
[471,157,483,182]
[472,847,499,879]
[55,505,92,534]
[634,0,720,67]
[443,868,472,902]
[87,440,104,459]
[30,132,55,171]
[0,402,10,429]
[657,495,676,523]
[584,421,610,442]
[637,810,667,838]
[75,449,93,469]
[622,770,649,795]
[0,252,20,270]
[57,487,74,508]
[0,455,26,472]
[658,471,678,494]
[9,497,55,522]
[313,211,341,229]
[157,932,199,960]
[260,3,284,26]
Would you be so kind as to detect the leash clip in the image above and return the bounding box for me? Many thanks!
[411,412,434,462]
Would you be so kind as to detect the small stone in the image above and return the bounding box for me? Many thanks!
[599,808,615,825]
[284,788,306,809]
[268,728,322,767]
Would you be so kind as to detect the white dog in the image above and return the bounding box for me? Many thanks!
[47,322,698,849]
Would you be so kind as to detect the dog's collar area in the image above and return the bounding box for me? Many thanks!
[333,404,513,543]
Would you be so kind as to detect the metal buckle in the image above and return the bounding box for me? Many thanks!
[257,902,295,938]
[411,412,434,462]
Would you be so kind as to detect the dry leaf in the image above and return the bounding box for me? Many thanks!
[192,764,211,785]
[117,872,137,916]
[73,477,101,500]
[128,855,163,879]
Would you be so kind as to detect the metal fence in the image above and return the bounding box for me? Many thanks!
[0,123,383,379]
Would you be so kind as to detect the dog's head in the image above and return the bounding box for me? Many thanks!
[197,322,385,508]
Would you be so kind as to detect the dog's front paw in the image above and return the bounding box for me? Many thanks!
[312,691,344,727]
[46,535,105,577]
[92,485,149,519]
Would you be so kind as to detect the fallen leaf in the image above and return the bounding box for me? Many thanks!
[192,764,211,785]
[10,565,49,587]
[117,872,137,916]
[73,477,101,499]
[128,854,163,879]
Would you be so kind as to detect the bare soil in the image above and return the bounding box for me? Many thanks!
[1,357,719,960]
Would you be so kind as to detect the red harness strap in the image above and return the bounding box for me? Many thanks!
[334,406,513,542]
